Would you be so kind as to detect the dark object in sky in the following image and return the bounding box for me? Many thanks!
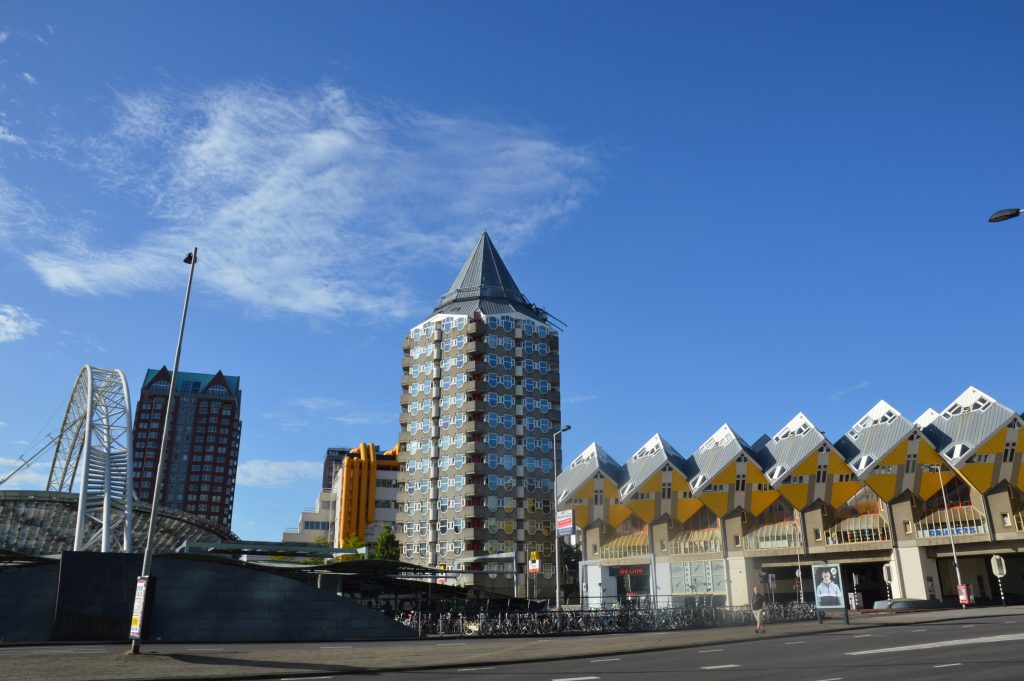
[988,208,1021,223]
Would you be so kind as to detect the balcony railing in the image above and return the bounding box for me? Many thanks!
[601,530,649,560]
[669,528,721,556]
[744,520,803,551]
[825,513,890,545]
[914,505,987,539]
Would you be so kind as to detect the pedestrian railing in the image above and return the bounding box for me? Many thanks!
[394,602,817,638]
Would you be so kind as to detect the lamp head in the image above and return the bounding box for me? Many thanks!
[988,208,1021,223]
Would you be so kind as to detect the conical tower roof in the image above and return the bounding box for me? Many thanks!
[433,231,547,322]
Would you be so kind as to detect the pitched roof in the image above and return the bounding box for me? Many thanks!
[143,367,240,396]
[557,442,625,502]
[921,386,1019,466]
[761,412,828,485]
[619,433,695,500]
[833,400,916,478]
[687,423,754,493]
[432,232,548,322]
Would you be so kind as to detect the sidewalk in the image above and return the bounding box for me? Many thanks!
[3,605,1021,681]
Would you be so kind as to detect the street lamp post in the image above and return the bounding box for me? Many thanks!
[552,424,571,610]
[935,459,966,609]
[130,248,198,655]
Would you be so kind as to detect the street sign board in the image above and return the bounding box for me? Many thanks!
[556,510,574,537]
[129,576,148,640]
[991,554,1007,578]
[811,563,845,610]
[528,559,541,574]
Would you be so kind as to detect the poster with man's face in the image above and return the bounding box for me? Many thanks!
[812,563,844,609]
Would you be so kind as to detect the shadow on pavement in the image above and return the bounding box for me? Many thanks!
[166,653,372,674]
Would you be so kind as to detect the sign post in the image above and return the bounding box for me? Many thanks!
[129,577,149,641]
[991,555,1007,607]
[882,562,894,611]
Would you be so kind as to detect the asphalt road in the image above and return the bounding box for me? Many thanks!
[1,612,1022,680]
[263,614,1024,681]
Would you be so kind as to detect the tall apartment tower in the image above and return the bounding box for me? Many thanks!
[132,367,242,529]
[397,232,561,596]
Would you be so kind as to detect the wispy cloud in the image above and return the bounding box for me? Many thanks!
[0,421,8,428]
[261,411,311,432]
[24,83,596,318]
[20,72,37,86]
[0,457,48,489]
[565,394,598,405]
[236,459,321,488]
[0,177,48,248]
[0,31,8,44]
[0,125,25,145]
[831,380,870,402]
[0,305,42,342]
[329,411,394,426]
[294,397,349,411]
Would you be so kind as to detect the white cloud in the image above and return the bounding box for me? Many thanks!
[26,84,596,318]
[236,459,321,488]
[0,125,25,145]
[0,31,8,43]
[0,421,7,428]
[329,411,394,426]
[0,457,48,489]
[565,394,598,404]
[294,397,349,411]
[21,72,38,86]
[0,305,42,342]
[0,177,48,247]
[831,381,870,402]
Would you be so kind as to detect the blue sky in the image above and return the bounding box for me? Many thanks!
[2,2,1023,540]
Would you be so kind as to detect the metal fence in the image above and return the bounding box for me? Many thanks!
[394,601,817,637]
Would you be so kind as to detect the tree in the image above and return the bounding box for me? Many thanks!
[373,525,400,561]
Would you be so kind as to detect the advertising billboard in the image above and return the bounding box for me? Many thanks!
[556,509,574,537]
[811,563,845,609]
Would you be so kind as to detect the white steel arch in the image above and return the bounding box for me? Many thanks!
[47,365,135,552]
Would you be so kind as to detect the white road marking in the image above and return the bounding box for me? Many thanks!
[458,668,496,672]
[934,663,962,668]
[815,678,843,681]
[1004,621,1016,624]
[702,665,740,670]
[552,677,600,681]
[847,632,1024,656]
[785,640,806,645]
[913,629,928,632]
[282,677,333,680]
[854,634,871,638]
[698,648,723,653]
[961,624,975,628]
[0,648,108,656]
[590,658,621,662]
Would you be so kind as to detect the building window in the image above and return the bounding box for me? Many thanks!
[1002,513,1012,528]
[903,520,912,534]
[813,528,822,541]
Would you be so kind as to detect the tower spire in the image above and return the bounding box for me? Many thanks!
[433,231,545,321]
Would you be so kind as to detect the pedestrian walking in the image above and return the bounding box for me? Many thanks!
[751,585,766,634]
